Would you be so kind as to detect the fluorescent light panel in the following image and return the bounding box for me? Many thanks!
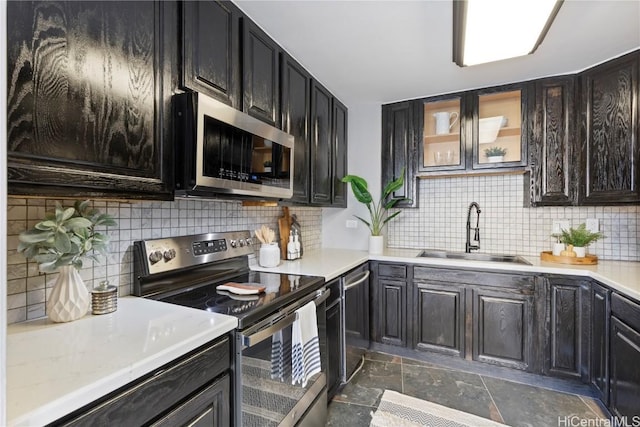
[455,0,561,66]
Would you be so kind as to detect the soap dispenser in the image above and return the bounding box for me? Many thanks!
[287,231,296,260]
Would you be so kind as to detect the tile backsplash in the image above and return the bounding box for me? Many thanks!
[6,198,322,324]
[388,174,640,261]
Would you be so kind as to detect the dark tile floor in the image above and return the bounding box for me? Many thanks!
[327,351,609,426]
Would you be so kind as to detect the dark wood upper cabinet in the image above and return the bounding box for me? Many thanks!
[381,101,418,207]
[181,0,241,109]
[7,1,174,200]
[281,53,311,204]
[529,77,577,206]
[579,51,640,205]
[310,81,333,206]
[332,98,348,207]
[242,18,280,126]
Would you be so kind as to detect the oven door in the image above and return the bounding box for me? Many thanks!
[235,288,329,427]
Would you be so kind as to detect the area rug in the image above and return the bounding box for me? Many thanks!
[370,390,509,427]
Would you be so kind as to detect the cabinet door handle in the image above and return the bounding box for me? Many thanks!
[344,271,370,291]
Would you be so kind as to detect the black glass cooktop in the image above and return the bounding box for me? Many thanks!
[158,270,324,329]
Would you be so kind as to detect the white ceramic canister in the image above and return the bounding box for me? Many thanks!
[259,243,280,267]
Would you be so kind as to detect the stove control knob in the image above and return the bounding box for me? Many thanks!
[238,239,246,247]
[148,250,163,264]
[229,240,237,248]
[163,249,177,261]
[245,238,253,246]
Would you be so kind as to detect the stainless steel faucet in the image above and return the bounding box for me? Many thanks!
[466,202,481,253]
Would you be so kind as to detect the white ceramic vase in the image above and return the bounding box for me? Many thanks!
[46,265,90,323]
[573,246,586,258]
[369,235,384,255]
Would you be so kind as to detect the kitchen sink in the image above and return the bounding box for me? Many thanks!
[417,250,532,265]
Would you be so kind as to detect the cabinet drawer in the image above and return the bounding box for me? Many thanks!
[611,293,640,331]
[55,337,230,426]
[414,266,534,291]
[378,263,407,278]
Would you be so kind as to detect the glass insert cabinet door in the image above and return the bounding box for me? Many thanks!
[476,89,522,165]
[422,97,464,169]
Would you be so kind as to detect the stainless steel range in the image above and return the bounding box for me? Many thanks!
[134,231,328,427]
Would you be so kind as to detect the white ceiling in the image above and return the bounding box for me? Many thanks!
[235,0,640,106]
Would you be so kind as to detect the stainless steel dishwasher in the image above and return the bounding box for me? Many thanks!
[342,263,371,383]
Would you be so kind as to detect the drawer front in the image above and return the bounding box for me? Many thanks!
[611,293,640,331]
[378,263,407,278]
[414,266,534,291]
[57,337,231,426]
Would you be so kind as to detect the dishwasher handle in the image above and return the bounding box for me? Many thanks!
[344,270,370,291]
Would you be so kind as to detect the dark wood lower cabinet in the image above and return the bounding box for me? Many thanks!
[377,279,407,347]
[151,375,229,427]
[546,277,590,380]
[591,283,610,404]
[370,261,639,417]
[472,287,534,371]
[610,293,640,417]
[413,282,465,357]
[52,337,231,426]
[609,317,640,417]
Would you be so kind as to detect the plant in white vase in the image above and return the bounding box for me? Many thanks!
[559,223,604,258]
[18,200,117,322]
[341,169,410,254]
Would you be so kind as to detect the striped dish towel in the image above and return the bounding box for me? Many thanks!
[270,330,284,381]
[291,301,321,387]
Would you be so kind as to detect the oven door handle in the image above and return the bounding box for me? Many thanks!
[241,288,330,348]
[344,270,370,291]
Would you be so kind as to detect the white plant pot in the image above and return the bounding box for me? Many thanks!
[573,246,586,258]
[487,156,504,163]
[369,235,384,255]
[46,265,90,323]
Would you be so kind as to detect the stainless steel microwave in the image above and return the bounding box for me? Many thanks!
[174,92,294,199]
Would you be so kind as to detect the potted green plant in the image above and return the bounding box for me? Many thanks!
[559,223,604,258]
[341,169,410,254]
[484,146,507,162]
[18,200,117,322]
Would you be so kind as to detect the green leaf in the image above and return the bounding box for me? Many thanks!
[65,217,92,231]
[19,229,53,244]
[35,220,57,230]
[342,175,372,204]
[58,208,76,222]
[353,215,371,229]
[381,211,402,226]
[382,168,405,200]
[384,197,411,210]
[54,230,72,253]
[33,253,59,264]
[95,215,117,227]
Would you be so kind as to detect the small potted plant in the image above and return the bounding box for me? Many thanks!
[484,146,507,162]
[18,200,117,322]
[341,169,410,254]
[263,160,272,173]
[559,223,604,258]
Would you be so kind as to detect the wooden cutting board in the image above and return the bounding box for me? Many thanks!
[278,207,292,260]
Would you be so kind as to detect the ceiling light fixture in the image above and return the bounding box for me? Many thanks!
[453,0,563,67]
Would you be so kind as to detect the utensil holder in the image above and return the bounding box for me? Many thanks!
[259,243,280,267]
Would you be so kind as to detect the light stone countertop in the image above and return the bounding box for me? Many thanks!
[6,297,238,427]
[252,247,640,302]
